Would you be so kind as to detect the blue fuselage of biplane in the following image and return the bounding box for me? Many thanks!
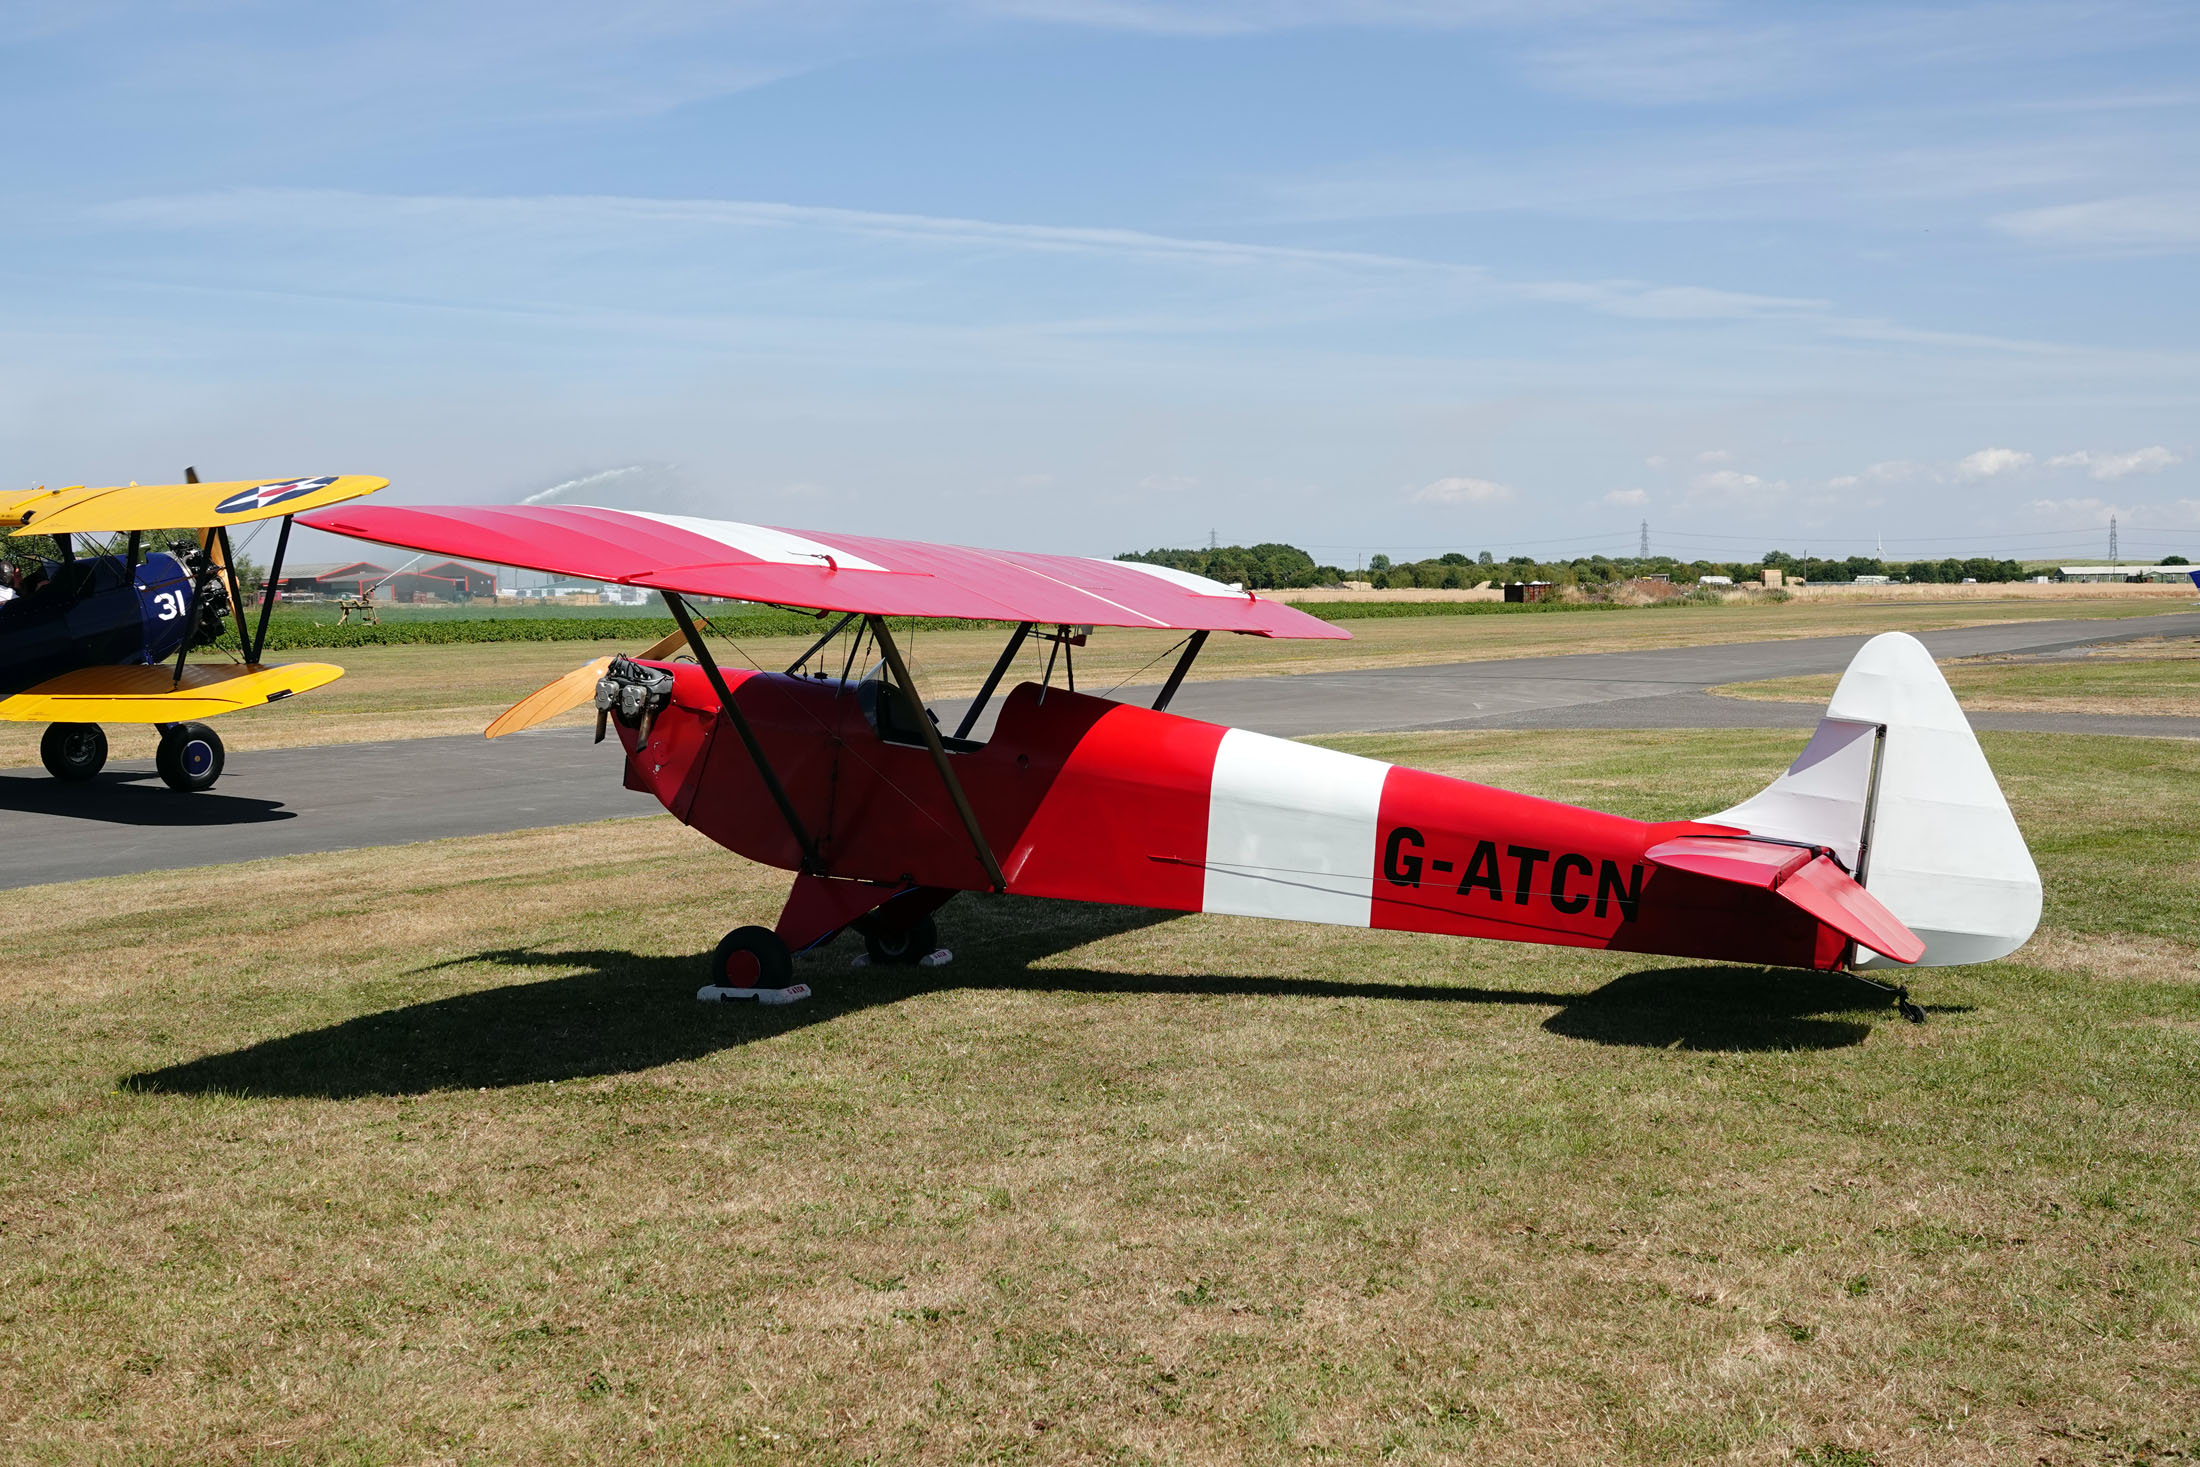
[0,552,200,698]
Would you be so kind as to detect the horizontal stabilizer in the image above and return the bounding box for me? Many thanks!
[0,662,343,723]
[1646,835,1924,965]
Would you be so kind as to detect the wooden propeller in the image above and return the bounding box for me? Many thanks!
[484,626,692,739]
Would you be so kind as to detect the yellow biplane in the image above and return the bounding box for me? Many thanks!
[0,470,386,790]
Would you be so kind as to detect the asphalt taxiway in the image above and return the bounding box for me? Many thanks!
[6,610,2195,888]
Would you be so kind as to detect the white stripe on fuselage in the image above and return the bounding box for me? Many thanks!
[1203,728,1390,926]
[619,510,887,573]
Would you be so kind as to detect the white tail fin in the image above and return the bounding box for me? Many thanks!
[1704,632,2041,968]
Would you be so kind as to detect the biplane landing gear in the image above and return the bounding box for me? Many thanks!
[856,912,946,968]
[154,722,224,793]
[699,925,812,1005]
[40,722,108,781]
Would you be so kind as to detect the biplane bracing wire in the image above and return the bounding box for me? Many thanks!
[301,503,2043,1017]
[0,471,387,790]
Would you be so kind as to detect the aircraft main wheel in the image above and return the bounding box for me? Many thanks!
[862,912,939,966]
[155,722,225,792]
[704,925,794,998]
[40,723,107,782]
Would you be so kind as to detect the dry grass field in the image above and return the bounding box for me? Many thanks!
[3,728,2196,1464]
[1716,636,2200,717]
[0,593,2181,769]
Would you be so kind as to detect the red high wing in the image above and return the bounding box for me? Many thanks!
[296,504,1350,638]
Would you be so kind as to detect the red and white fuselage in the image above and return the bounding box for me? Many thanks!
[616,665,1864,971]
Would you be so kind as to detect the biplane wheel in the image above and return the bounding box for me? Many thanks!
[40,723,107,782]
[861,912,939,967]
[702,926,798,1002]
[155,722,224,792]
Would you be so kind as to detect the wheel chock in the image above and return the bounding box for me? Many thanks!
[696,982,813,1005]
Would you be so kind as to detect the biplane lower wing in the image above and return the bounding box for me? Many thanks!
[300,504,1349,638]
[0,662,343,723]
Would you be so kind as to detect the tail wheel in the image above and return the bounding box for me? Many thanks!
[155,723,225,793]
[710,926,793,991]
[40,723,107,782]
[861,912,939,966]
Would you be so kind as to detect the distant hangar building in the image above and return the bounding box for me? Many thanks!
[276,559,497,602]
[2058,565,2194,584]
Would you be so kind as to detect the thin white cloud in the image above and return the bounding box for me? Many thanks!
[90,187,1915,336]
[1688,468,1786,504]
[1602,487,1649,507]
[972,0,1652,35]
[1994,193,2200,250]
[1515,278,1827,321]
[104,187,1438,276]
[1413,475,1515,505]
[2048,446,2183,480]
[1955,447,2033,480]
[2026,496,2129,525]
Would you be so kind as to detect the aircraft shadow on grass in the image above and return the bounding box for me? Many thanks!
[128,904,1939,1100]
[0,769,293,827]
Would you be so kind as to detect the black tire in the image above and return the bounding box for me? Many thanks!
[710,925,793,991]
[862,912,939,966]
[40,723,107,782]
[155,722,225,792]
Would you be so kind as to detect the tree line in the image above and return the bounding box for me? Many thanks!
[1118,544,2102,589]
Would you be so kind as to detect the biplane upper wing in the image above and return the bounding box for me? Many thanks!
[299,504,1350,638]
[5,475,387,534]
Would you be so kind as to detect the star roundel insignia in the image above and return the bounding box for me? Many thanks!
[215,476,339,516]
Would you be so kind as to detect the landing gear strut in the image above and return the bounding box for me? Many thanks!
[40,722,108,781]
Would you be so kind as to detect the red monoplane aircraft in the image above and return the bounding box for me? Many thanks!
[302,505,2042,1018]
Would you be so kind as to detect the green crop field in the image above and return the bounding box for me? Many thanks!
[2,728,2194,1464]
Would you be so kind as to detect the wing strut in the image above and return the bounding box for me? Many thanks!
[168,467,213,687]
[866,614,1007,894]
[953,621,1032,741]
[1152,629,1208,712]
[662,592,823,875]
[214,526,252,658]
[248,514,295,664]
[785,611,860,675]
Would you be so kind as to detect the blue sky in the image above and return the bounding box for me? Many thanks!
[4,0,2197,567]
